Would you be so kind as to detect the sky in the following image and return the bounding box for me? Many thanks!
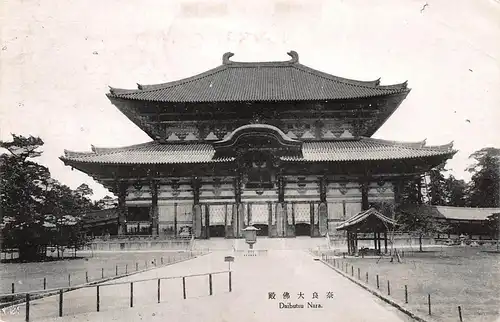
[1,0,499,200]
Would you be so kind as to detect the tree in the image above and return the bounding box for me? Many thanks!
[400,177,423,205]
[486,213,500,252]
[427,164,448,206]
[1,134,91,261]
[397,206,450,251]
[0,135,50,260]
[466,148,500,208]
[445,175,467,207]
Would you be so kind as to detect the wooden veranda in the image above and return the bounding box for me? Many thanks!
[336,208,397,256]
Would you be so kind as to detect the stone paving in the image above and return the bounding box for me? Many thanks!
[0,251,412,322]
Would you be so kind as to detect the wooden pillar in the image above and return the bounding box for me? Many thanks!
[310,203,315,237]
[361,182,369,211]
[149,180,159,236]
[384,232,388,254]
[347,232,351,254]
[377,232,382,253]
[354,233,358,255]
[278,175,286,237]
[374,232,378,251]
[393,179,404,216]
[319,176,328,236]
[174,203,178,238]
[117,181,128,236]
[205,204,210,239]
[192,178,202,239]
[234,175,243,238]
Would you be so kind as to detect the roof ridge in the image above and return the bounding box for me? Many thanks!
[362,137,427,149]
[435,205,500,211]
[293,64,384,88]
[64,141,158,158]
[112,65,228,95]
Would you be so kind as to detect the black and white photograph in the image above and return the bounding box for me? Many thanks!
[1,0,499,321]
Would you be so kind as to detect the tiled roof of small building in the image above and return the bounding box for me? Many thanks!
[107,51,409,103]
[401,204,500,221]
[336,208,397,231]
[60,138,454,165]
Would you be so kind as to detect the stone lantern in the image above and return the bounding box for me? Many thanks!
[242,225,260,249]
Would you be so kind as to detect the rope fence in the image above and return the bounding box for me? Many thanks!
[315,252,468,322]
[1,251,207,305]
[1,270,231,321]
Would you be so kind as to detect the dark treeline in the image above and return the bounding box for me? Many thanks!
[0,134,114,261]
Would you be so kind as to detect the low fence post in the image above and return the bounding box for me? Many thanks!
[209,274,213,296]
[458,306,463,322]
[387,280,391,296]
[158,279,161,303]
[182,277,186,299]
[229,271,232,292]
[59,289,63,317]
[351,265,354,277]
[376,275,379,289]
[68,274,71,287]
[11,282,14,294]
[405,285,408,304]
[96,286,100,312]
[428,294,431,316]
[366,272,368,283]
[116,265,118,276]
[125,264,128,274]
[101,268,104,279]
[25,293,30,322]
[130,282,134,308]
[44,277,47,290]
[85,272,88,283]
[136,262,138,271]
[357,268,360,279]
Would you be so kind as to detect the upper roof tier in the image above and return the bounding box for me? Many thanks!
[107,51,410,103]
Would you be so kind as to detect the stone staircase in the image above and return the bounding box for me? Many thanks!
[192,236,330,251]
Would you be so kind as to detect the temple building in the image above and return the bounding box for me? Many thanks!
[60,51,456,239]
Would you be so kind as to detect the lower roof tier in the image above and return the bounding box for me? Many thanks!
[61,137,455,166]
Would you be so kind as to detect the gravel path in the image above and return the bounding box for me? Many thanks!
[1,251,411,322]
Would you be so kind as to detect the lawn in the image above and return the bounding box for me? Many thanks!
[0,250,194,297]
[326,246,500,322]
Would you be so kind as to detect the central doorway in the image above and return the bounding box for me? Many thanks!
[293,203,312,236]
[248,203,269,236]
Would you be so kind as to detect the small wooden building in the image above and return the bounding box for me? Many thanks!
[336,208,396,255]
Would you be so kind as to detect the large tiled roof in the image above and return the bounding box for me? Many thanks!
[401,205,500,221]
[107,51,409,103]
[61,142,234,165]
[60,137,454,165]
[282,138,455,162]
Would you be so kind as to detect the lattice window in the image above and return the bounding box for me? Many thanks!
[209,205,226,225]
[294,203,310,223]
[328,203,343,220]
[251,204,269,225]
[345,202,362,219]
